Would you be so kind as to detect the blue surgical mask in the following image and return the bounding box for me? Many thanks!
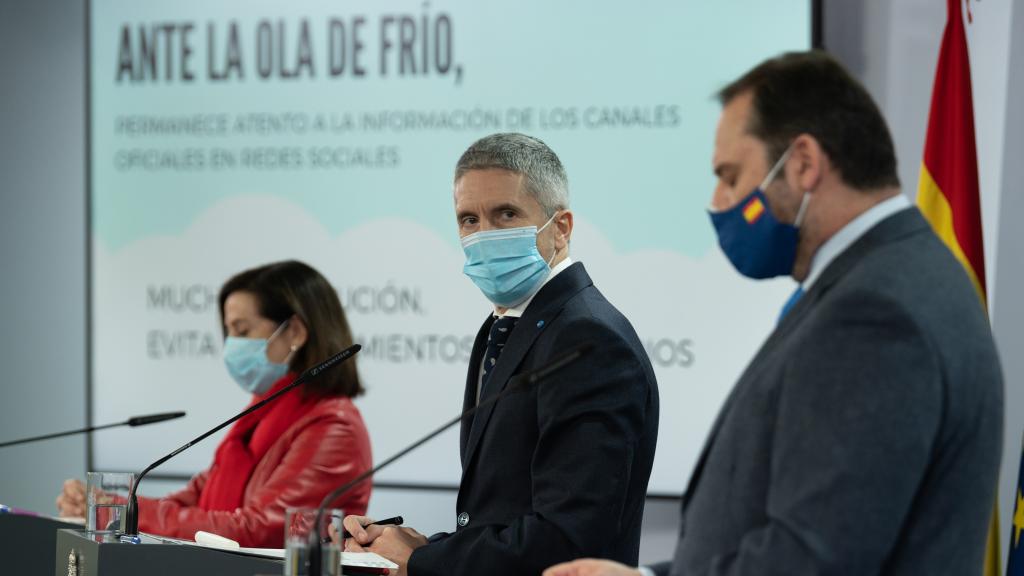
[462,215,557,308]
[708,147,810,279]
[223,319,293,395]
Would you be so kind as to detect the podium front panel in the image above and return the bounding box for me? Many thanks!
[55,529,283,576]
[0,514,81,576]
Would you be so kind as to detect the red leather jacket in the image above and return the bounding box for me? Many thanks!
[136,396,372,548]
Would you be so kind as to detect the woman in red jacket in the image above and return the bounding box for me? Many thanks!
[57,260,372,547]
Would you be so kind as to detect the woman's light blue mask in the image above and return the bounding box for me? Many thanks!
[461,216,556,308]
[222,319,292,395]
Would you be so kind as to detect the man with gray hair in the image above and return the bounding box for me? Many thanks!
[341,133,661,576]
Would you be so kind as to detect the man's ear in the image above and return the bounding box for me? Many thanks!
[788,133,827,193]
[554,210,574,251]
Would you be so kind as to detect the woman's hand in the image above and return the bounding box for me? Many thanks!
[55,478,86,517]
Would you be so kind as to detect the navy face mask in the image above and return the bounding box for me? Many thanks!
[708,147,810,279]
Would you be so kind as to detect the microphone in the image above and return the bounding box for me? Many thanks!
[0,412,186,449]
[120,344,361,537]
[306,343,592,576]
[127,412,187,427]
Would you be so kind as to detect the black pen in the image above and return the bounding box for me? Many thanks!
[322,515,405,543]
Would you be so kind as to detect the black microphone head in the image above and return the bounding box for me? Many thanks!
[303,344,362,381]
[127,411,186,427]
[507,372,531,392]
[568,342,594,359]
[509,342,593,391]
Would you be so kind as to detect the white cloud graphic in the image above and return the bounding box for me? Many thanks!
[93,194,792,493]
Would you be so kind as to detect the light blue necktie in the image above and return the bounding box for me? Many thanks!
[778,286,804,324]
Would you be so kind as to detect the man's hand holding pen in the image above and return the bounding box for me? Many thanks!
[325,515,405,543]
[334,514,427,576]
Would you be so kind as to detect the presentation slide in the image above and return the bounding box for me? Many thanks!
[89,0,812,495]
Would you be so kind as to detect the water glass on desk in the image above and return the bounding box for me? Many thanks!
[284,507,343,576]
[85,471,134,532]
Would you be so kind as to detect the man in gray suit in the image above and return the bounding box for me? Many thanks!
[545,51,1003,576]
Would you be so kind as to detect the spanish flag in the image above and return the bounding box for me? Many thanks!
[1009,439,1024,575]
[742,196,765,224]
[917,0,986,303]
[916,1,999,574]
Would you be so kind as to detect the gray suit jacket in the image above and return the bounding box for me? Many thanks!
[653,207,1003,576]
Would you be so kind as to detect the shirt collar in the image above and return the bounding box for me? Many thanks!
[496,256,574,318]
[802,193,911,291]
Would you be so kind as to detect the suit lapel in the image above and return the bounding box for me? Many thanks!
[461,315,494,466]
[773,207,928,341]
[682,208,928,504]
[460,262,593,474]
[681,322,791,504]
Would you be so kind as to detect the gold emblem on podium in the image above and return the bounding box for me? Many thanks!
[66,549,77,576]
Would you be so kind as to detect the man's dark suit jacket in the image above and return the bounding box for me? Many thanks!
[652,208,1003,575]
[408,262,660,576]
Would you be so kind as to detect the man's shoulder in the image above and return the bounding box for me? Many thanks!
[835,223,983,323]
[557,282,640,338]
[797,223,1000,398]
[530,263,632,330]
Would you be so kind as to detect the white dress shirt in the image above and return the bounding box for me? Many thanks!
[802,193,911,292]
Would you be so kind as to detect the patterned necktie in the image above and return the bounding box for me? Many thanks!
[480,315,519,399]
[778,285,805,324]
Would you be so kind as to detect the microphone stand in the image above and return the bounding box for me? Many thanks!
[0,412,186,449]
[120,344,361,537]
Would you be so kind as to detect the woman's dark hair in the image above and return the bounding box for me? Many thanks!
[218,260,363,399]
[718,50,900,191]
